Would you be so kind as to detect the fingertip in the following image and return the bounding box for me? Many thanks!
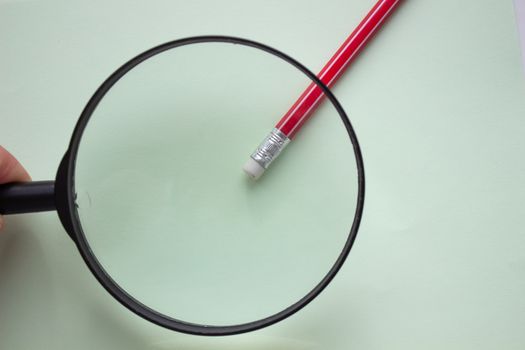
[0,146,31,183]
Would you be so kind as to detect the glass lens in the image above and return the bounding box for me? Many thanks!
[73,41,359,326]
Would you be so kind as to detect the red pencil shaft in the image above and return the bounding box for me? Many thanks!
[275,0,401,138]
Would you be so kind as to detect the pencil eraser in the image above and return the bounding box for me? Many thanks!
[243,158,265,180]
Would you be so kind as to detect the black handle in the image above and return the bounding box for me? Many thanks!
[0,181,56,215]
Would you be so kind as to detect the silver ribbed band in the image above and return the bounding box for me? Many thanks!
[250,128,291,169]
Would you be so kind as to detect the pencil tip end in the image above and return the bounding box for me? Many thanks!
[243,158,265,180]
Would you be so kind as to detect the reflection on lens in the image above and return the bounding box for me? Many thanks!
[74,41,359,327]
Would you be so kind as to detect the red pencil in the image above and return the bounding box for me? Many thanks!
[244,0,402,179]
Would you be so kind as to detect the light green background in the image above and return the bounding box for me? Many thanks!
[1,0,524,349]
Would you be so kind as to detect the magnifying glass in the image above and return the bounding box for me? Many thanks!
[0,36,364,335]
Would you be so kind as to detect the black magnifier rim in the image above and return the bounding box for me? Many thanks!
[62,35,365,336]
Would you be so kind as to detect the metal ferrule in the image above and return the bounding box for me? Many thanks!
[250,128,290,169]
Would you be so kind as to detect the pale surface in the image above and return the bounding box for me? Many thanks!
[1,0,525,349]
[515,0,525,70]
